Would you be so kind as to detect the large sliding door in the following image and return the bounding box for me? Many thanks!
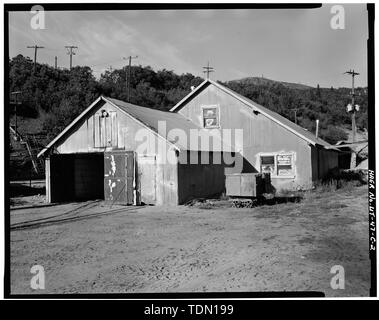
[104,151,135,204]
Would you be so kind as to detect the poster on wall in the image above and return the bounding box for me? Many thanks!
[277,154,293,176]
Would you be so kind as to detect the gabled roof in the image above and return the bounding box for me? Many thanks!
[170,79,335,149]
[38,96,104,158]
[38,96,228,157]
[106,97,227,152]
[106,97,199,138]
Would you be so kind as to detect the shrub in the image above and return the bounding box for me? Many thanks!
[319,126,348,145]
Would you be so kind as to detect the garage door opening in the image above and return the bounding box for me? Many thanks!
[49,153,104,202]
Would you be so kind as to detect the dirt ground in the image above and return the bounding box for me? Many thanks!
[10,185,370,296]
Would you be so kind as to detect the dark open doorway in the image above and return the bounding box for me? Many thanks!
[50,153,104,202]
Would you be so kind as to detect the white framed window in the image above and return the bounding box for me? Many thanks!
[202,105,220,129]
[259,153,294,177]
[260,155,275,175]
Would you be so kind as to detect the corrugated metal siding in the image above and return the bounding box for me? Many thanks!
[177,151,226,204]
[172,80,332,148]
[106,97,226,151]
[311,146,339,181]
[178,84,314,191]
[104,151,134,204]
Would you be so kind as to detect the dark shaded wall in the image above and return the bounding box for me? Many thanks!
[177,151,235,204]
[311,147,339,181]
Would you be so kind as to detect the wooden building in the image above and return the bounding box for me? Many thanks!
[170,79,340,192]
[38,96,234,205]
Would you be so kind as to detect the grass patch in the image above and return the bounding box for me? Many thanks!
[320,202,349,210]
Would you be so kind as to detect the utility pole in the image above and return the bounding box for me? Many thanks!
[290,108,298,125]
[344,69,360,168]
[10,91,22,135]
[55,56,58,70]
[123,55,138,102]
[203,62,214,79]
[27,45,44,73]
[65,46,78,70]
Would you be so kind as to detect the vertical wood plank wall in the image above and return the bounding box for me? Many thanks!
[53,101,179,205]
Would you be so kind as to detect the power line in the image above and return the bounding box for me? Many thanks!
[123,55,138,103]
[65,46,78,70]
[203,61,214,79]
[26,45,44,73]
[89,58,124,68]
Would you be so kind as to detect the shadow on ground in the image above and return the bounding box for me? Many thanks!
[10,183,45,198]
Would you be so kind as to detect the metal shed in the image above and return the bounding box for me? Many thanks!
[38,96,235,205]
[170,79,340,192]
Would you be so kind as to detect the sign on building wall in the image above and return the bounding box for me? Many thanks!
[277,154,293,176]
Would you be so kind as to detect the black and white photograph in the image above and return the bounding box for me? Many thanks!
[2,2,376,301]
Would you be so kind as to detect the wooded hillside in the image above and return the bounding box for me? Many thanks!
[9,54,368,145]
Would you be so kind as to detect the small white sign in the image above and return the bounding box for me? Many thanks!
[277,155,292,165]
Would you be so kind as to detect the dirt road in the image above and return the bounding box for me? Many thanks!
[10,185,370,296]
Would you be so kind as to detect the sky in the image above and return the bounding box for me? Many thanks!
[9,4,368,88]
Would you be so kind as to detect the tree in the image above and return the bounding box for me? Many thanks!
[9,55,367,146]
[316,84,321,98]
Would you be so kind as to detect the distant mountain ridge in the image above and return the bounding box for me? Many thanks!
[231,77,314,91]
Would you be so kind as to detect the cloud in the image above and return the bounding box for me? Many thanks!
[9,11,196,75]
[74,17,196,75]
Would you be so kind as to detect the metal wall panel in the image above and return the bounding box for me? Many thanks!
[54,101,179,205]
[178,84,315,191]
[104,151,134,204]
[137,155,156,205]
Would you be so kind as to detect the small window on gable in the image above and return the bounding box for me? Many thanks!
[94,110,118,148]
[202,106,220,128]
